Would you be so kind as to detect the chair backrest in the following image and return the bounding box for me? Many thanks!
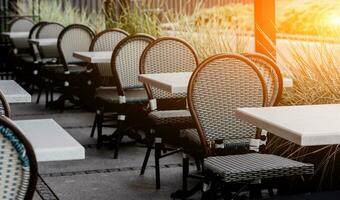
[112,34,155,96]
[90,29,129,86]
[187,54,267,156]
[8,17,34,32]
[58,24,94,71]
[140,37,199,101]
[0,90,11,118]
[36,22,64,59]
[0,116,38,200]
[242,52,283,106]
[8,17,34,51]
[28,21,48,61]
[37,22,64,39]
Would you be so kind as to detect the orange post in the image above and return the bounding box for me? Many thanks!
[254,0,276,60]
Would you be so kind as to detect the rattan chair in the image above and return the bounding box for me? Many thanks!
[242,52,283,106]
[8,17,34,52]
[180,52,285,157]
[89,29,129,139]
[104,34,155,158]
[0,90,11,118]
[139,37,199,189]
[33,22,65,105]
[36,22,64,60]
[176,54,313,199]
[43,24,94,109]
[0,115,38,200]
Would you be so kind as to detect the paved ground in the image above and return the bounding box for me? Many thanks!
[9,93,340,200]
[11,94,201,200]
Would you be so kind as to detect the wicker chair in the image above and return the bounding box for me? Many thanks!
[242,52,283,106]
[105,34,155,158]
[36,22,64,60]
[43,24,94,109]
[8,17,34,52]
[89,29,129,139]
[139,37,199,189]
[177,54,313,199]
[0,90,11,118]
[0,115,38,200]
[180,52,285,156]
[34,22,65,105]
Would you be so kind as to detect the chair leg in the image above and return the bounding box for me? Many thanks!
[155,137,162,189]
[195,158,201,171]
[140,145,152,175]
[114,115,125,159]
[36,87,43,104]
[114,129,122,159]
[96,110,103,149]
[90,114,98,138]
[182,153,189,194]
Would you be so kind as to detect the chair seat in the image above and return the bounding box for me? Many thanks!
[204,153,314,183]
[180,129,252,147]
[95,87,148,105]
[42,64,87,75]
[148,110,193,126]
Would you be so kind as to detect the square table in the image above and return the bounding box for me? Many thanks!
[14,119,85,162]
[236,104,340,146]
[28,38,58,46]
[138,72,293,94]
[0,80,31,103]
[73,51,112,63]
[1,32,29,39]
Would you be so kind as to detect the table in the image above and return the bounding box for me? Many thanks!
[1,32,29,39]
[0,80,31,103]
[73,51,112,63]
[236,104,340,146]
[138,72,293,94]
[28,38,58,46]
[14,119,85,162]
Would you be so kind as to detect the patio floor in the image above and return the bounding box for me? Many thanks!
[11,93,201,200]
[10,93,340,200]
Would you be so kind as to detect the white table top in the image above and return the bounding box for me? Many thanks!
[14,119,85,162]
[138,72,293,94]
[73,51,112,63]
[0,80,31,103]
[236,104,340,146]
[28,38,58,46]
[1,32,29,39]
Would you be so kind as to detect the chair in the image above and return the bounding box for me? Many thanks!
[0,90,11,117]
[43,24,94,108]
[139,37,199,189]
[8,17,34,52]
[242,52,283,106]
[179,54,313,199]
[36,22,64,60]
[88,29,129,139]
[34,22,64,104]
[107,34,155,158]
[180,52,285,157]
[0,115,38,200]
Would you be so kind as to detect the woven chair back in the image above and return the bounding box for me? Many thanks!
[242,53,283,106]
[8,17,34,51]
[36,22,64,59]
[90,29,129,86]
[58,24,94,71]
[112,34,155,95]
[140,37,199,100]
[0,90,11,118]
[187,54,267,155]
[0,116,38,200]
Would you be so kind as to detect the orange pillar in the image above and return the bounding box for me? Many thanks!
[254,0,276,60]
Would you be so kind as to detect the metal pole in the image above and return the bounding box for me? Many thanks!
[254,0,276,60]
